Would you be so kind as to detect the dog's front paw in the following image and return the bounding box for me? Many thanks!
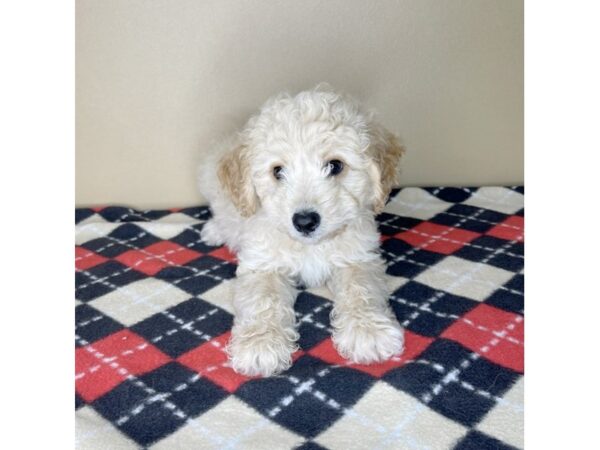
[332,314,404,364]
[228,326,298,377]
[200,219,224,246]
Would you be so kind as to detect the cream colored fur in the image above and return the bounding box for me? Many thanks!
[198,85,405,376]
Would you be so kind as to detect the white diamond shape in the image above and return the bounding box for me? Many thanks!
[199,279,236,314]
[414,256,514,301]
[151,396,303,449]
[76,221,121,245]
[315,381,467,450]
[477,378,524,449]
[384,188,452,220]
[137,213,202,240]
[90,278,191,326]
[76,406,137,449]
[136,223,189,241]
[463,187,524,214]
[156,212,201,224]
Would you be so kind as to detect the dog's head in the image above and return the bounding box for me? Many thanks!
[218,86,404,244]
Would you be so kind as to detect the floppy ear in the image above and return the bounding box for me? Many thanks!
[367,123,405,214]
[217,145,259,217]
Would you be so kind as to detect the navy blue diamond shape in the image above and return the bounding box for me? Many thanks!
[487,240,523,272]
[76,261,145,302]
[424,187,477,203]
[75,304,124,346]
[184,254,237,279]
[92,362,227,447]
[236,355,374,438]
[154,255,235,296]
[295,292,333,351]
[131,298,233,358]
[80,224,161,258]
[486,274,524,314]
[384,339,519,427]
[79,237,132,258]
[96,207,170,223]
[382,238,445,278]
[454,236,523,272]
[389,281,478,337]
[96,206,149,223]
[376,213,423,237]
[109,223,162,247]
[430,204,508,233]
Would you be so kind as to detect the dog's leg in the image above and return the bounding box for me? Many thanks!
[228,270,298,377]
[329,260,404,364]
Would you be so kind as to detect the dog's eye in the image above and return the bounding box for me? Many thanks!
[273,166,284,180]
[326,159,344,176]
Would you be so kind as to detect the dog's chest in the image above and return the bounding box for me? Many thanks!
[291,246,334,289]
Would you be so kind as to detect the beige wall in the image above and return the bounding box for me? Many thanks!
[76,0,523,208]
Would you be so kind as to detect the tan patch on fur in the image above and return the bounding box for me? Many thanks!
[368,124,405,213]
[217,145,259,217]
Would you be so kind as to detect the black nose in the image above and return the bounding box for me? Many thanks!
[292,210,321,235]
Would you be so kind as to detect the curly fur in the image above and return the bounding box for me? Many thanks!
[198,85,405,376]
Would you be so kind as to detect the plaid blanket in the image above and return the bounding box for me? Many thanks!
[75,186,524,450]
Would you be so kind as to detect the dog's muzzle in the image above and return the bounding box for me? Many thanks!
[292,210,321,235]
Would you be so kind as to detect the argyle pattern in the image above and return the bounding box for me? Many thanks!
[75,186,524,449]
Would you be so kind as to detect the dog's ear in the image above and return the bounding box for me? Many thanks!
[217,145,259,217]
[367,123,405,214]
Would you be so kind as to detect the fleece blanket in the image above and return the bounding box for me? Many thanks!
[75,186,524,450]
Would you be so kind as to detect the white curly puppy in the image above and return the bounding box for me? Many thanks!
[199,85,405,377]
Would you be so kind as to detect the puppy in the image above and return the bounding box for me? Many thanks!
[199,85,405,377]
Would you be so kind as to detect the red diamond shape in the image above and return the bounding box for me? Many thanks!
[486,215,524,242]
[178,332,249,393]
[115,241,202,276]
[308,331,434,377]
[442,304,524,373]
[209,246,237,264]
[75,330,170,402]
[75,246,108,270]
[395,222,480,254]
